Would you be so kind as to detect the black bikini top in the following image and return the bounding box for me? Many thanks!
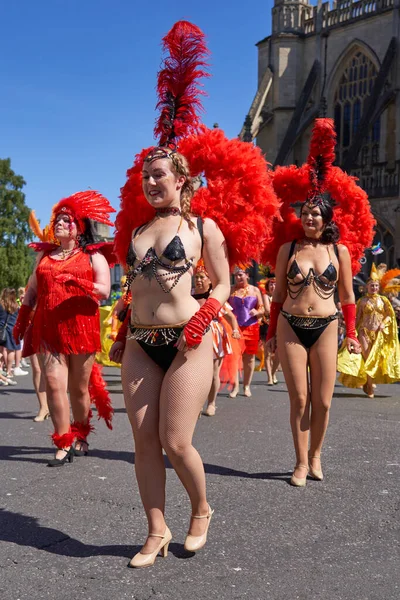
[286,240,338,300]
[125,216,204,294]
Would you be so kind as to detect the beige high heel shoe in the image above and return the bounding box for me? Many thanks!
[243,386,252,398]
[184,505,214,553]
[129,527,172,568]
[290,464,308,487]
[308,455,324,481]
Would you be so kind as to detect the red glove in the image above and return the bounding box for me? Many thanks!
[266,302,283,341]
[115,309,131,346]
[184,298,222,348]
[13,305,33,344]
[342,303,358,343]
[54,273,95,297]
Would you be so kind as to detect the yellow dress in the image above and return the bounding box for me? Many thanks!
[337,294,400,387]
[96,304,121,368]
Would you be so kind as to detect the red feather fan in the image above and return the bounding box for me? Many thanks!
[115,128,280,268]
[114,21,280,268]
[267,118,375,274]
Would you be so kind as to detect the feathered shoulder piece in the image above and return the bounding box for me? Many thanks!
[28,242,59,253]
[268,118,375,274]
[85,242,117,266]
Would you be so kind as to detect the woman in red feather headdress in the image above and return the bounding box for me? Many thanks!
[109,21,279,567]
[265,118,374,487]
[14,191,115,466]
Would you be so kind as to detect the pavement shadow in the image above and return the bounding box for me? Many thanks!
[0,411,35,420]
[333,392,391,399]
[0,508,135,559]
[0,508,192,561]
[203,461,291,482]
[0,445,51,464]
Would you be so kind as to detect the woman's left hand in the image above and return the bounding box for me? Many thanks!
[232,329,241,340]
[249,308,258,317]
[175,331,199,352]
[346,337,362,354]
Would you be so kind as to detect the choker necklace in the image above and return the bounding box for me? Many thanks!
[155,207,181,217]
[59,246,78,259]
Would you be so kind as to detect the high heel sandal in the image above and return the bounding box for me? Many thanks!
[363,383,374,398]
[229,388,239,399]
[47,447,74,467]
[243,386,252,398]
[290,464,308,487]
[74,438,89,457]
[204,404,216,417]
[308,455,324,481]
[184,505,214,553]
[129,527,172,568]
[33,412,50,422]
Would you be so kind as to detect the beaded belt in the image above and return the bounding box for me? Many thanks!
[281,311,338,329]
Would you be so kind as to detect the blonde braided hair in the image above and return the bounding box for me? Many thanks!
[170,152,195,230]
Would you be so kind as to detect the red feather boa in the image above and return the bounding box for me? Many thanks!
[89,363,113,430]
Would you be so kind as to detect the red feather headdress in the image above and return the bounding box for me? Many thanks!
[114,21,280,268]
[267,118,375,274]
[50,190,115,236]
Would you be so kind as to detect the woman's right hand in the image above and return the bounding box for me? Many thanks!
[109,341,125,363]
[266,335,277,353]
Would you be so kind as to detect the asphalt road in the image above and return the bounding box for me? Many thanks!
[1,366,399,600]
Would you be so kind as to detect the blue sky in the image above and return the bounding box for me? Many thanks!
[0,0,275,228]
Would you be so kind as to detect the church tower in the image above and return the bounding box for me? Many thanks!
[272,0,313,35]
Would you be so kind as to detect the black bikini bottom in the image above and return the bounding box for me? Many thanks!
[128,324,185,372]
[281,311,338,349]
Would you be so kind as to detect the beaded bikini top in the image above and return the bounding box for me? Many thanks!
[286,240,338,300]
[125,217,203,294]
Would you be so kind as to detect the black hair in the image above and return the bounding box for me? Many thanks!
[301,194,340,244]
[78,218,97,251]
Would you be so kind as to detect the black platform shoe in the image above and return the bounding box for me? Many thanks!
[47,447,74,467]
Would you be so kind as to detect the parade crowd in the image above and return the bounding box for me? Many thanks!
[1,20,400,570]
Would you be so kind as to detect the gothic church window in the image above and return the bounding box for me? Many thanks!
[333,51,380,165]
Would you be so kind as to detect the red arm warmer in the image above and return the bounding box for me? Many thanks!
[115,309,131,346]
[266,302,283,341]
[13,305,33,344]
[184,298,222,349]
[342,303,358,342]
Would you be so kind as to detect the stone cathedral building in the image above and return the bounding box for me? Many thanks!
[241,0,400,271]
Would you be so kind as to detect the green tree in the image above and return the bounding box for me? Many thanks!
[0,159,34,289]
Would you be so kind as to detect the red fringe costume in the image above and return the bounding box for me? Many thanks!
[24,192,116,446]
[266,119,375,275]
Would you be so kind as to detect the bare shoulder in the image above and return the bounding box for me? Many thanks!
[277,241,293,260]
[202,217,221,237]
[337,244,350,258]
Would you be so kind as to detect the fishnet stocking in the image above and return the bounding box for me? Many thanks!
[122,332,214,547]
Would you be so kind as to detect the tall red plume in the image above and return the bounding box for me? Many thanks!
[155,20,210,145]
[307,118,337,199]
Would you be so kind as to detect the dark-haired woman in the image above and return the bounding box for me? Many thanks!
[14,192,114,466]
[261,277,280,385]
[266,199,361,486]
[0,288,21,384]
